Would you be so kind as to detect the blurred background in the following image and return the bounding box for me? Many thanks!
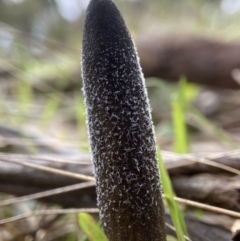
[0,0,240,240]
[0,0,240,151]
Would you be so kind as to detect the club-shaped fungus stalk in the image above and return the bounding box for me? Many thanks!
[82,0,166,240]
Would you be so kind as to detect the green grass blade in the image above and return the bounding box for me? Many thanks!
[78,213,108,241]
[171,77,189,154]
[171,96,188,154]
[157,147,189,241]
[178,77,187,110]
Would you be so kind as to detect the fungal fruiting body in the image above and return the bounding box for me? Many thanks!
[82,0,166,240]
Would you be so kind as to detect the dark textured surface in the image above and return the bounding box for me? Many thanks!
[82,0,166,240]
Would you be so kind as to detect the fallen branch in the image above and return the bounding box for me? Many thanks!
[172,174,240,211]
[0,151,240,211]
[136,34,240,89]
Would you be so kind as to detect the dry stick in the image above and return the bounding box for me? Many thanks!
[0,181,95,207]
[0,137,88,150]
[165,223,192,241]
[207,149,240,161]
[0,152,92,165]
[0,157,94,181]
[162,150,240,175]
[171,196,240,219]
[183,155,240,175]
[0,208,99,225]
